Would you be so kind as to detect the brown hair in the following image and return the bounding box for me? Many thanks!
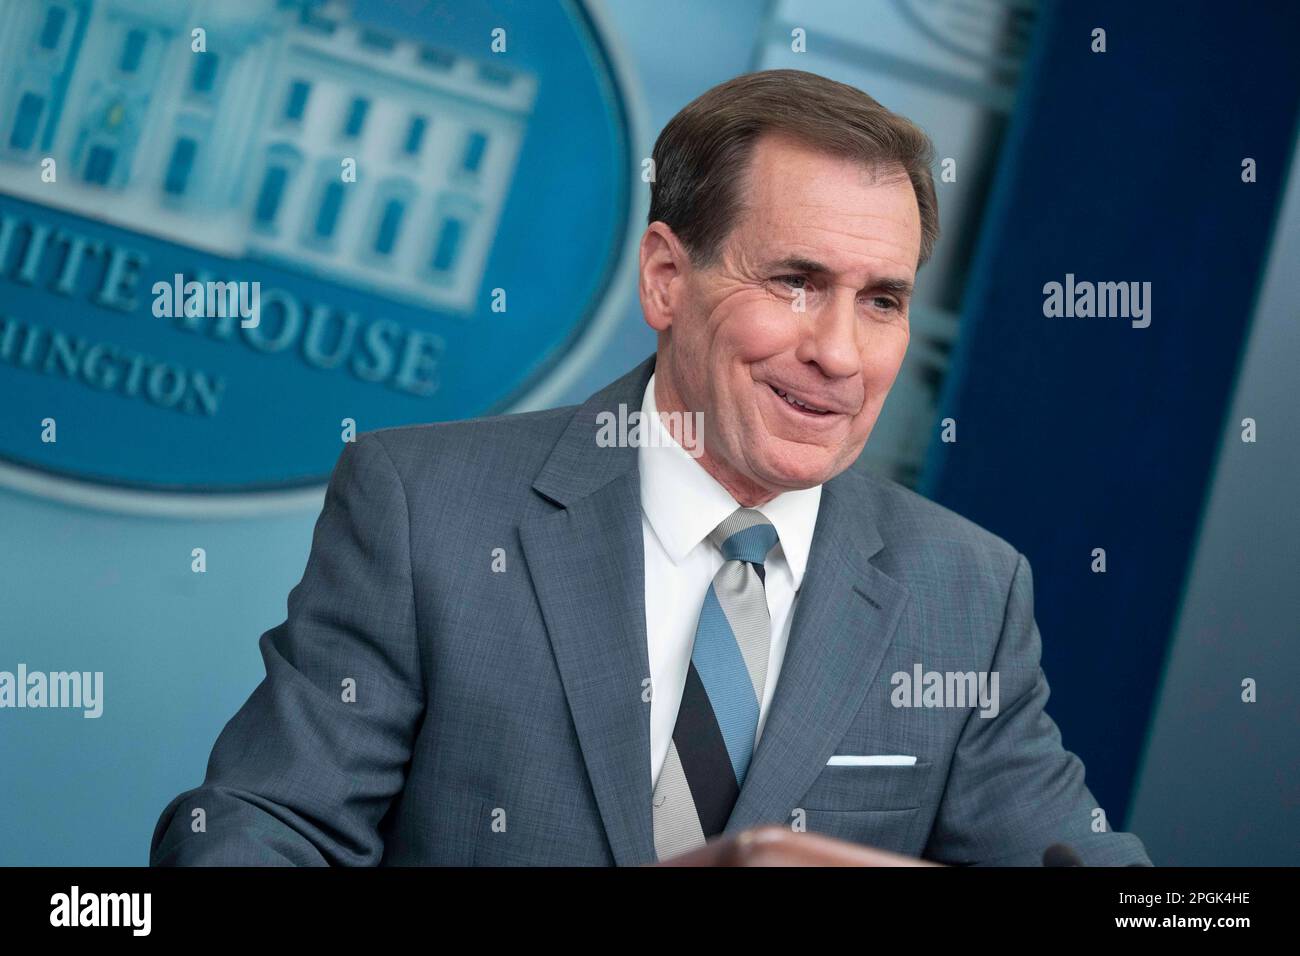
[648,69,939,268]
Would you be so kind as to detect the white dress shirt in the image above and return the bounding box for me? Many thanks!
[639,372,823,790]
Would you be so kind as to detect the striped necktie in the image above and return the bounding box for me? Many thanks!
[652,507,779,861]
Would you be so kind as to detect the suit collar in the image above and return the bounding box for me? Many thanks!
[530,354,655,508]
[529,349,890,566]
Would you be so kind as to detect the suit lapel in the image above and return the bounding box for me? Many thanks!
[518,356,658,866]
[724,470,911,835]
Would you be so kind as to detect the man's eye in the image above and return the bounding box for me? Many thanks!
[775,275,807,290]
[870,296,900,312]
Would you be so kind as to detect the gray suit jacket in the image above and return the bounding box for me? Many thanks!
[150,354,1151,866]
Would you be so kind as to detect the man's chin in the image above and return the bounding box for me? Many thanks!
[751,453,838,491]
[749,434,867,489]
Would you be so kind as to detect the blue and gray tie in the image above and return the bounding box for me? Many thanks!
[652,507,779,860]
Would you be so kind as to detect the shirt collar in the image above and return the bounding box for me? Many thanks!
[638,372,823,589]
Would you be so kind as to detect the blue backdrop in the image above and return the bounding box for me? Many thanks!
[1,0,1297,865]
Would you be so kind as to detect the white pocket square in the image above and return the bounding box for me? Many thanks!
[826,754,917,766]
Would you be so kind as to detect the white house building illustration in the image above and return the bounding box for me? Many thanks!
[0,0,538,312]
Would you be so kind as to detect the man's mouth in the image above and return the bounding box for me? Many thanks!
[768,383,833,416]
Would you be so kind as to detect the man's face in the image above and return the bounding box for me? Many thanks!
[646,132,922,502]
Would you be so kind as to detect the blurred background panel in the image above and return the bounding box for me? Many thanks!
[0,0,1296,865]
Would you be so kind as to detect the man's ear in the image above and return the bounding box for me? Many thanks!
[639,222,687,334]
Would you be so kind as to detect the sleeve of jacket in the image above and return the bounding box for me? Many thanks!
[923,551,1153,866]
[150,432,424,866]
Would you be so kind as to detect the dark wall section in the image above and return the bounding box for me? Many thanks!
[920,0,1300,823]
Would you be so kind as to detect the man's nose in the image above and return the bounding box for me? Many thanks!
[795,289,860,378]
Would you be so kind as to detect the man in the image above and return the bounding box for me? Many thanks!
[151,69,1151,866]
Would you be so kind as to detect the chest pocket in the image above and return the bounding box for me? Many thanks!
[797,759,934,813]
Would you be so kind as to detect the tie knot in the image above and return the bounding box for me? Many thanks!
[708,508,779,565]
